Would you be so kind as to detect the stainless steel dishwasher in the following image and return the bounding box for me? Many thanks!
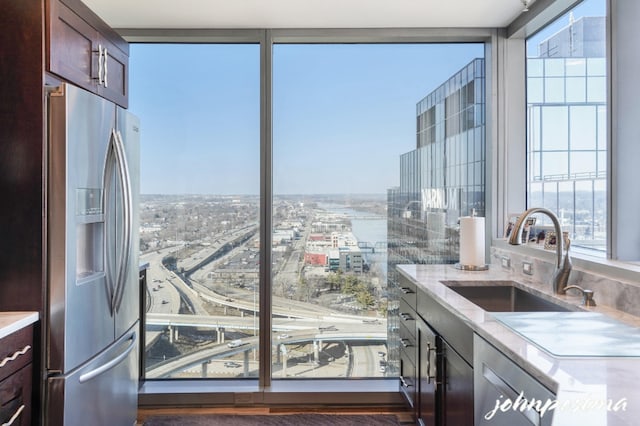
[474,335,556,426]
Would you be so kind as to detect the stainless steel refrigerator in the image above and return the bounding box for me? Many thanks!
[45,83,140,426]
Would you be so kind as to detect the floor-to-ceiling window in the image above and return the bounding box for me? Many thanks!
[131,44,261,379]
[129,38,485,384]
[272,43,483,379]
[525,0,607,253]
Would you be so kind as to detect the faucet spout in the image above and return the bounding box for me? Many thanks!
[508,207,571,294]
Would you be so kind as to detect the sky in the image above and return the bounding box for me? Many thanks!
[128,0,603,196]
[129,43,483,195]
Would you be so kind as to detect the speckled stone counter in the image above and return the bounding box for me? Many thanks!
[397,264,640,426]
[0,311,38,340]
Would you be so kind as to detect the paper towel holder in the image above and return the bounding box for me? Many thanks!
[456,209,489,271]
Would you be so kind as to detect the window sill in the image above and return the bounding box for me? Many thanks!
[138,378,403,407]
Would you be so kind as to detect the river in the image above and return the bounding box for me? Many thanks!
[318,202,388,276]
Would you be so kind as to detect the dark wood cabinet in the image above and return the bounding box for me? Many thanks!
[398,274,475,425]
[0,326,34,426]
[1,1,128,423]
[441,340,473,426]
[416,281,475,425]
[417,320,438,426]
[48,0,129,107]
[397,277,418,417]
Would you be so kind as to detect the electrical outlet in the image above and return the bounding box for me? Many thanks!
[523,261,533,275]
[501,256,511,269]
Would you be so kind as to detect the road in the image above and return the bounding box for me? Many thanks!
[140,224,388,379]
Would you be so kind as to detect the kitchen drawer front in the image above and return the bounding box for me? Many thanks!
[399,321,417,366]
[0,364,32,426]
[398,276,417,309]
[0,326,33,383]
[399,350,416,411]
[399,298,417,332]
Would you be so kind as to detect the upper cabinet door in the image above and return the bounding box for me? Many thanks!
[48,0,129,107]
[97,34,128,108]
[48,0,98,93]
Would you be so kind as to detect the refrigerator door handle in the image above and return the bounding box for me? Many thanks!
[102,128,133,315]
[78,330,136,384]
[102,129,119,309]
[112,130,133,314]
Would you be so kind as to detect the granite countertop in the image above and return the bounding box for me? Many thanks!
[397,264,640,426]
[0,311,39,340]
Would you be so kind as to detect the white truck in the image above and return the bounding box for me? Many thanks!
[227,339,243,348]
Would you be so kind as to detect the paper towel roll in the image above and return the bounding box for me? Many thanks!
[459,216,485,266]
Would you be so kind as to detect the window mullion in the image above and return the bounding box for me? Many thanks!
[259,29,274,388]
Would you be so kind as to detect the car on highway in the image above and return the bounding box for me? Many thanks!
[227,339,243,348]
[276,333,290,340]
[224,361,241,368]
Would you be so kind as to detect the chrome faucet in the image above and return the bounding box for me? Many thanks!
[508,207,572,294]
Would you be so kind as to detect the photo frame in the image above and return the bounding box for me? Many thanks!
[544,231,557,250]
[504,214,519,239]
[504,214,537,243]
[544,230,569,250]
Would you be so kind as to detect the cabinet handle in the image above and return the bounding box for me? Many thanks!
[1,404,25,426]
[425,342,438,389]
[0,345,31,368]
[399,313,414,321]
[400,338,413,348]
[95,44,104,86]
[400,287,414,294]
[103,46,108,88]
[399,375,412,388]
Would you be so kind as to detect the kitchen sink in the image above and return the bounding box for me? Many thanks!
[443,281,572,312]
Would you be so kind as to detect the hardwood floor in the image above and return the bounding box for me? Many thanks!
[137,406,414,425]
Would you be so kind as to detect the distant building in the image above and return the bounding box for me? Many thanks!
[387,57,486,272]
[537,16,605,58]
[527,16,606,246]
[304,252,328,266]
[386,57,487,377]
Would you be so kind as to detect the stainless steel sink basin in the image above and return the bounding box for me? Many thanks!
[443,281,572,312]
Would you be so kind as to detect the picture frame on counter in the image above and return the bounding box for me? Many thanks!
[504,213,536,243]
[544,230,569,250]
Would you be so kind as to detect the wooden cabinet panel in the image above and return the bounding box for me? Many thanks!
[0,325,34,426]
[98,34,128,107]
[418,320,438,426]
[442,341,473,426]
[47,0,129,107]
[48,0,97,93]
[0,326,33,383]
[399,350,416,411]
[0,364,32,426]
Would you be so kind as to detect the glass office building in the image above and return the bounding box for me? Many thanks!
[387,58,486,373]
[527,16,606,251]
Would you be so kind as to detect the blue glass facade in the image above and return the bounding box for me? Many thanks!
[527,16,606,250]
[387,57,486,374]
